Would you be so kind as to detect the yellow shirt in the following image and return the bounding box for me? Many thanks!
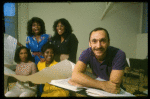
[37,60,58,71]
[37,60,69,97]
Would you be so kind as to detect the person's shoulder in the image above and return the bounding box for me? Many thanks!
[28,61,36,65]
[26,35,33,38]
[108,46,125,56]
[69,33,78,42]
[108,46,121,52]
[53,60,58,64]
[81,47,92,56]
[42,34,52,38]
[70,33,77,38]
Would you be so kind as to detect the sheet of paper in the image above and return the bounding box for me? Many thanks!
[4,34,17,64]
[86,78,135,97]
[86,88,135,97]
[4,59,73,84]
[4,66,16,75]
[50,78,86,92]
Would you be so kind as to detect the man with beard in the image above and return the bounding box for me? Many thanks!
[68,27,126,94]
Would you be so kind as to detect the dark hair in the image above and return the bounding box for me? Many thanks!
[89,27,110,41]
[14,46,34,63]
[41,42,55,55]
[27,17,46,36]
[52,18,73,40]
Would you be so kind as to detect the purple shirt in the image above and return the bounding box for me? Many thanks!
[79,46,126,81]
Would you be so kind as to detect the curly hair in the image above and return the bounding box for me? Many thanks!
[27,17,46,36]
[41,42,55,55]
[14,46,34,63]
[52,18,73,40]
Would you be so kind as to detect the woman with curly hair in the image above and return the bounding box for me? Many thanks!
[5,46,37,97]
[26,17,52,65]
[51,18,78,63]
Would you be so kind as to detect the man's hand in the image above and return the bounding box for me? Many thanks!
[102,81,121,94]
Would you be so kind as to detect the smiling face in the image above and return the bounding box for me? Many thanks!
[56,22,65,36]
[32,22,41,35]
[89,30,110,60]
[19,48,28,62]
[43,49,54,64]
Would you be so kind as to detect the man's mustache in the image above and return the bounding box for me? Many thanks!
[94,47,104,51]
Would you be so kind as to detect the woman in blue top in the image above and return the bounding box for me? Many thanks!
[26,17,52,65]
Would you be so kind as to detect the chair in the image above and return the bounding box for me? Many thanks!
[124,58,147,95]
[124,58,141,84]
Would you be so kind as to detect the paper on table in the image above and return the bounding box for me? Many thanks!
[50,78,86,92]
[86,78,135,97]
[4,60,72,84]
[86,88,135,97]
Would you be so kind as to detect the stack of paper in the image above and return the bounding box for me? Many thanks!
[86,87,135,97]
[86,78,135,97]
[50,78,86,92]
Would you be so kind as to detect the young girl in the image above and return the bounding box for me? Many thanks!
[5,46,37,97]
[37,42,69,97]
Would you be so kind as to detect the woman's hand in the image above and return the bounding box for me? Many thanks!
[60,54,69,61]
[40,58,45,62]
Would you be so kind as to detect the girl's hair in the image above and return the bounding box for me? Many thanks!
[14,46,34,63]
[52,18,73,40]
[41,42,55,55]
[27,17,46,36]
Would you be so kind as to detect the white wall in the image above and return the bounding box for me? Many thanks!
[136,33,148,59]
[18,3,29,46]
[18,2,144,62]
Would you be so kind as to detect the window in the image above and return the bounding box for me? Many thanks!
[3,3,18,39]
[4,3,15,16]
